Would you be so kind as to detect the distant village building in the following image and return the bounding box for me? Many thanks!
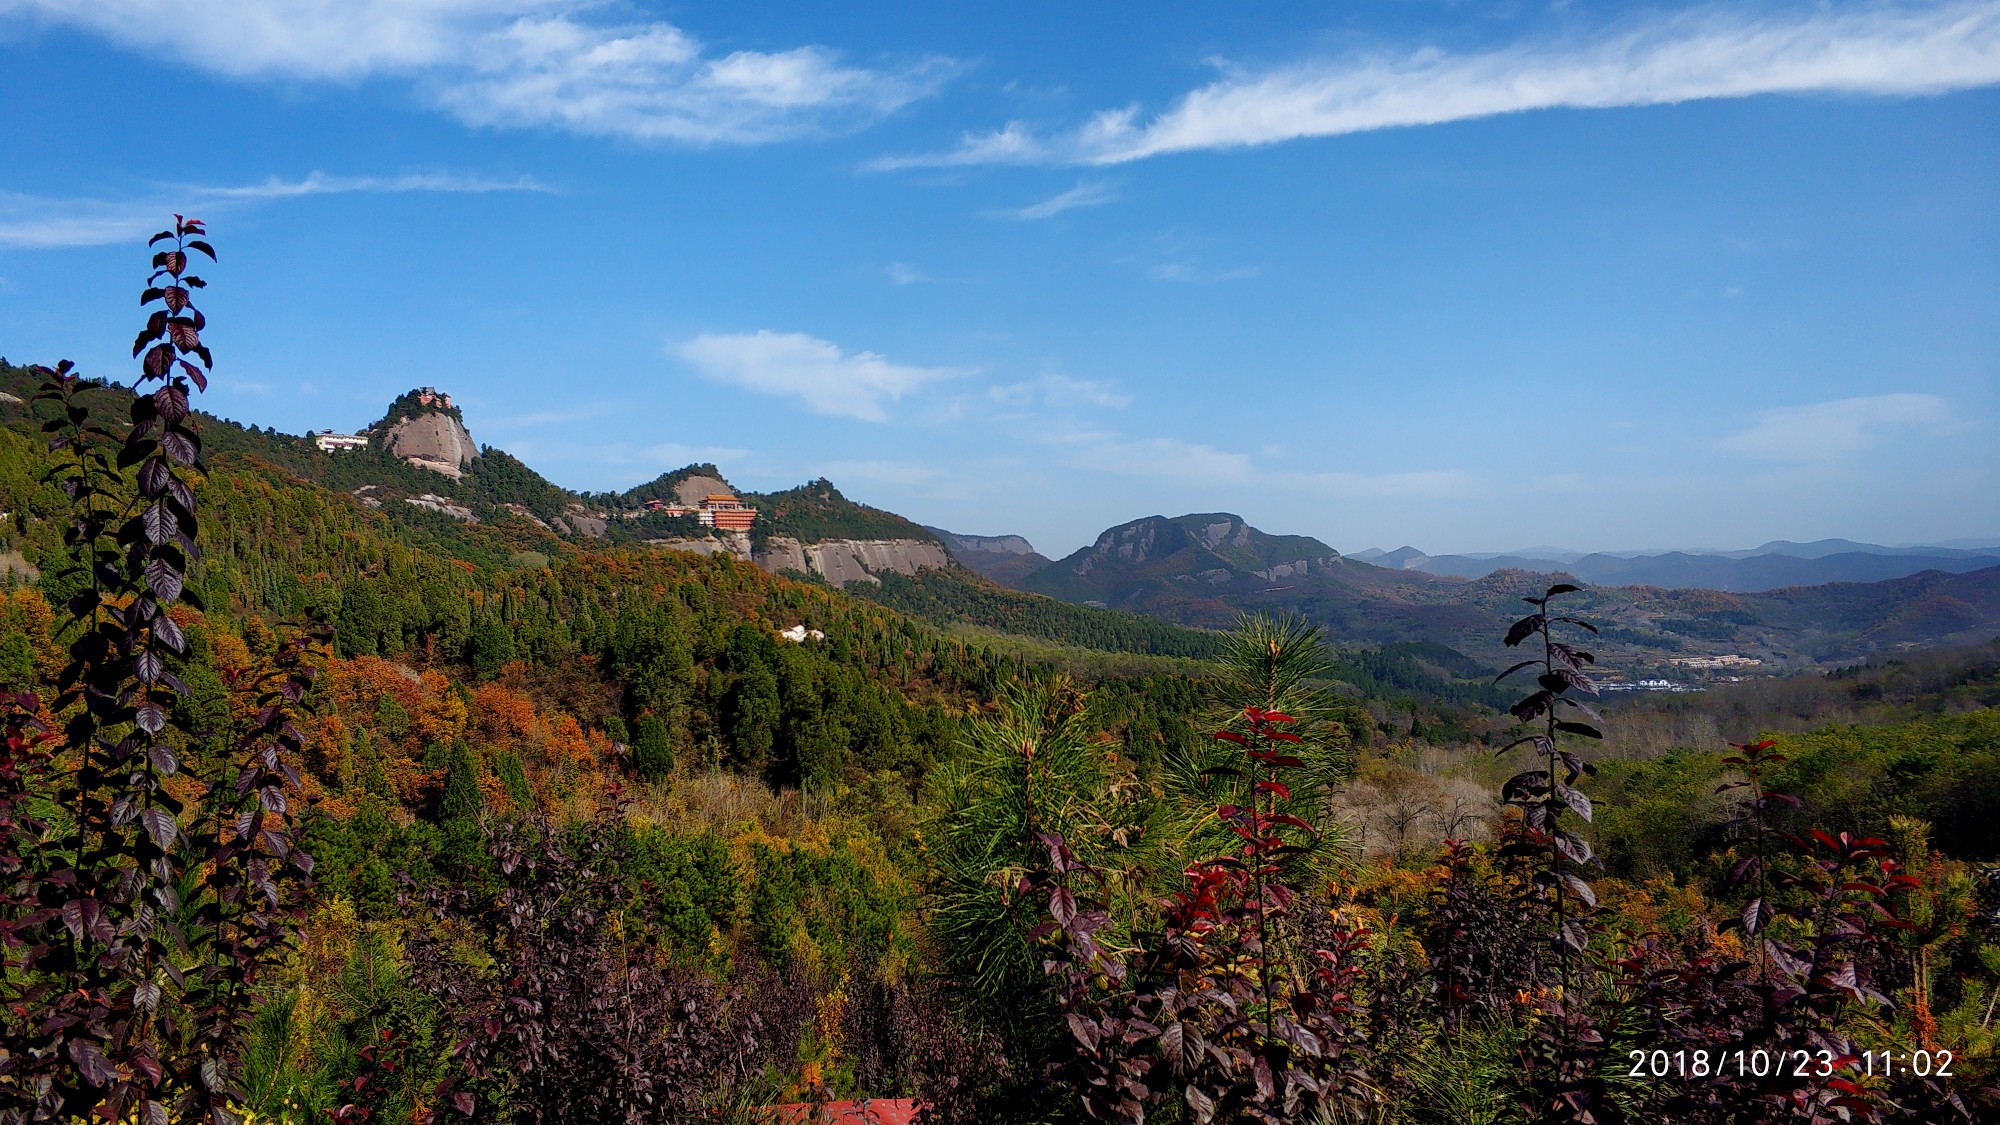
[639,493,758,530]
[1670,655,1762,670]
[313,430,370,453]
[413,387,453,410]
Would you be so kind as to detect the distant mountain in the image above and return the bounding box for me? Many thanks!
[1023,513,1358,606]
[1042,512,2000,668]
[1722,538,2000,561]
[926,527,1053,585]
[1345,542,2000,592]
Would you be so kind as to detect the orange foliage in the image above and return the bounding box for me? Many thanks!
[0,588,61,679]
[302,654,620,817]
[415,670,468,747]
[471,683,537,748]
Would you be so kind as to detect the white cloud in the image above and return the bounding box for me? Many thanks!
[1018,425,1473,497]
[674,330,960,421]
[1719,393,1958,461]
[3,1,947,143]
[995,180,1117,220]
[0,171,548,248]
[988,374,1131,410]
[885,262,935,285]
[883,1,2000,166]
[202,171,552,199]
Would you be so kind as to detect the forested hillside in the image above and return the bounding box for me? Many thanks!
[3,238,1997,1125]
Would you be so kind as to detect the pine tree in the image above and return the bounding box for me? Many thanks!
[632,712,675,782]
[0,630,34,690]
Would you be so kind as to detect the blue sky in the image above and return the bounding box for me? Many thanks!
[2,1,1996,556]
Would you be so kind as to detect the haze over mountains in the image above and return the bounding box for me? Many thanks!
[1344,541,2000,592]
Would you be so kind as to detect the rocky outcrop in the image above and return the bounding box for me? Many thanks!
[671,474,733,507]
[0,550,38,583]
[646,533,752,560]
[405,494,476,522]
[500,503,550,531]
[386,412,478,479]
[771,538,951,587]
[555,503,608,538]
[644,533,948,587]
[759,537,811,575]
[1251,556,1341,582]
[926,526,1052,586]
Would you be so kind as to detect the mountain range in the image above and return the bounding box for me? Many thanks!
[5,369,1995,675]
[922,513,2000,670]
[1343,542,2000,592]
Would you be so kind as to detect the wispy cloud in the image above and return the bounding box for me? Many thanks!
[201,171,552,199]
[878,1,2000,167]
[1720,392,1960,461]
[885,262,936,285]
[0,171,549,248]
[1016,423,1475,498]
[988,374,1131,411]
[674,330,962,422]
[994,180,1117,220]
[4,0,950,144]
[1148,262,1262,283]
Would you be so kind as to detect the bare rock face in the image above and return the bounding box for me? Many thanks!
[647,532,752,561]
[671,474,733,507]
[405,494,477,522]
[926,526,1052,586]
[758,537,950,587]
[0,550,38,583]
[645,532,947,587]
[500,503,551,531]
[555,503,608,538]
[387,412,479,479]
[759,536,811,576]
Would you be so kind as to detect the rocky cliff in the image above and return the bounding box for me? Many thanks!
[773,537,952,586]
[644,534,950,587]
[386,412,479,478]
[927,526,1053,586]
[669,474,734,506]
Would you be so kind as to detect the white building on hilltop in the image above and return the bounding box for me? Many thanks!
[313,430,369,453]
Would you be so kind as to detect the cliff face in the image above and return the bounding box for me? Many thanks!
[645,535,949,587]
[927,526,1053,587]
[386,412,479,478]
[775,538,952,587]
[671,474,733,506]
